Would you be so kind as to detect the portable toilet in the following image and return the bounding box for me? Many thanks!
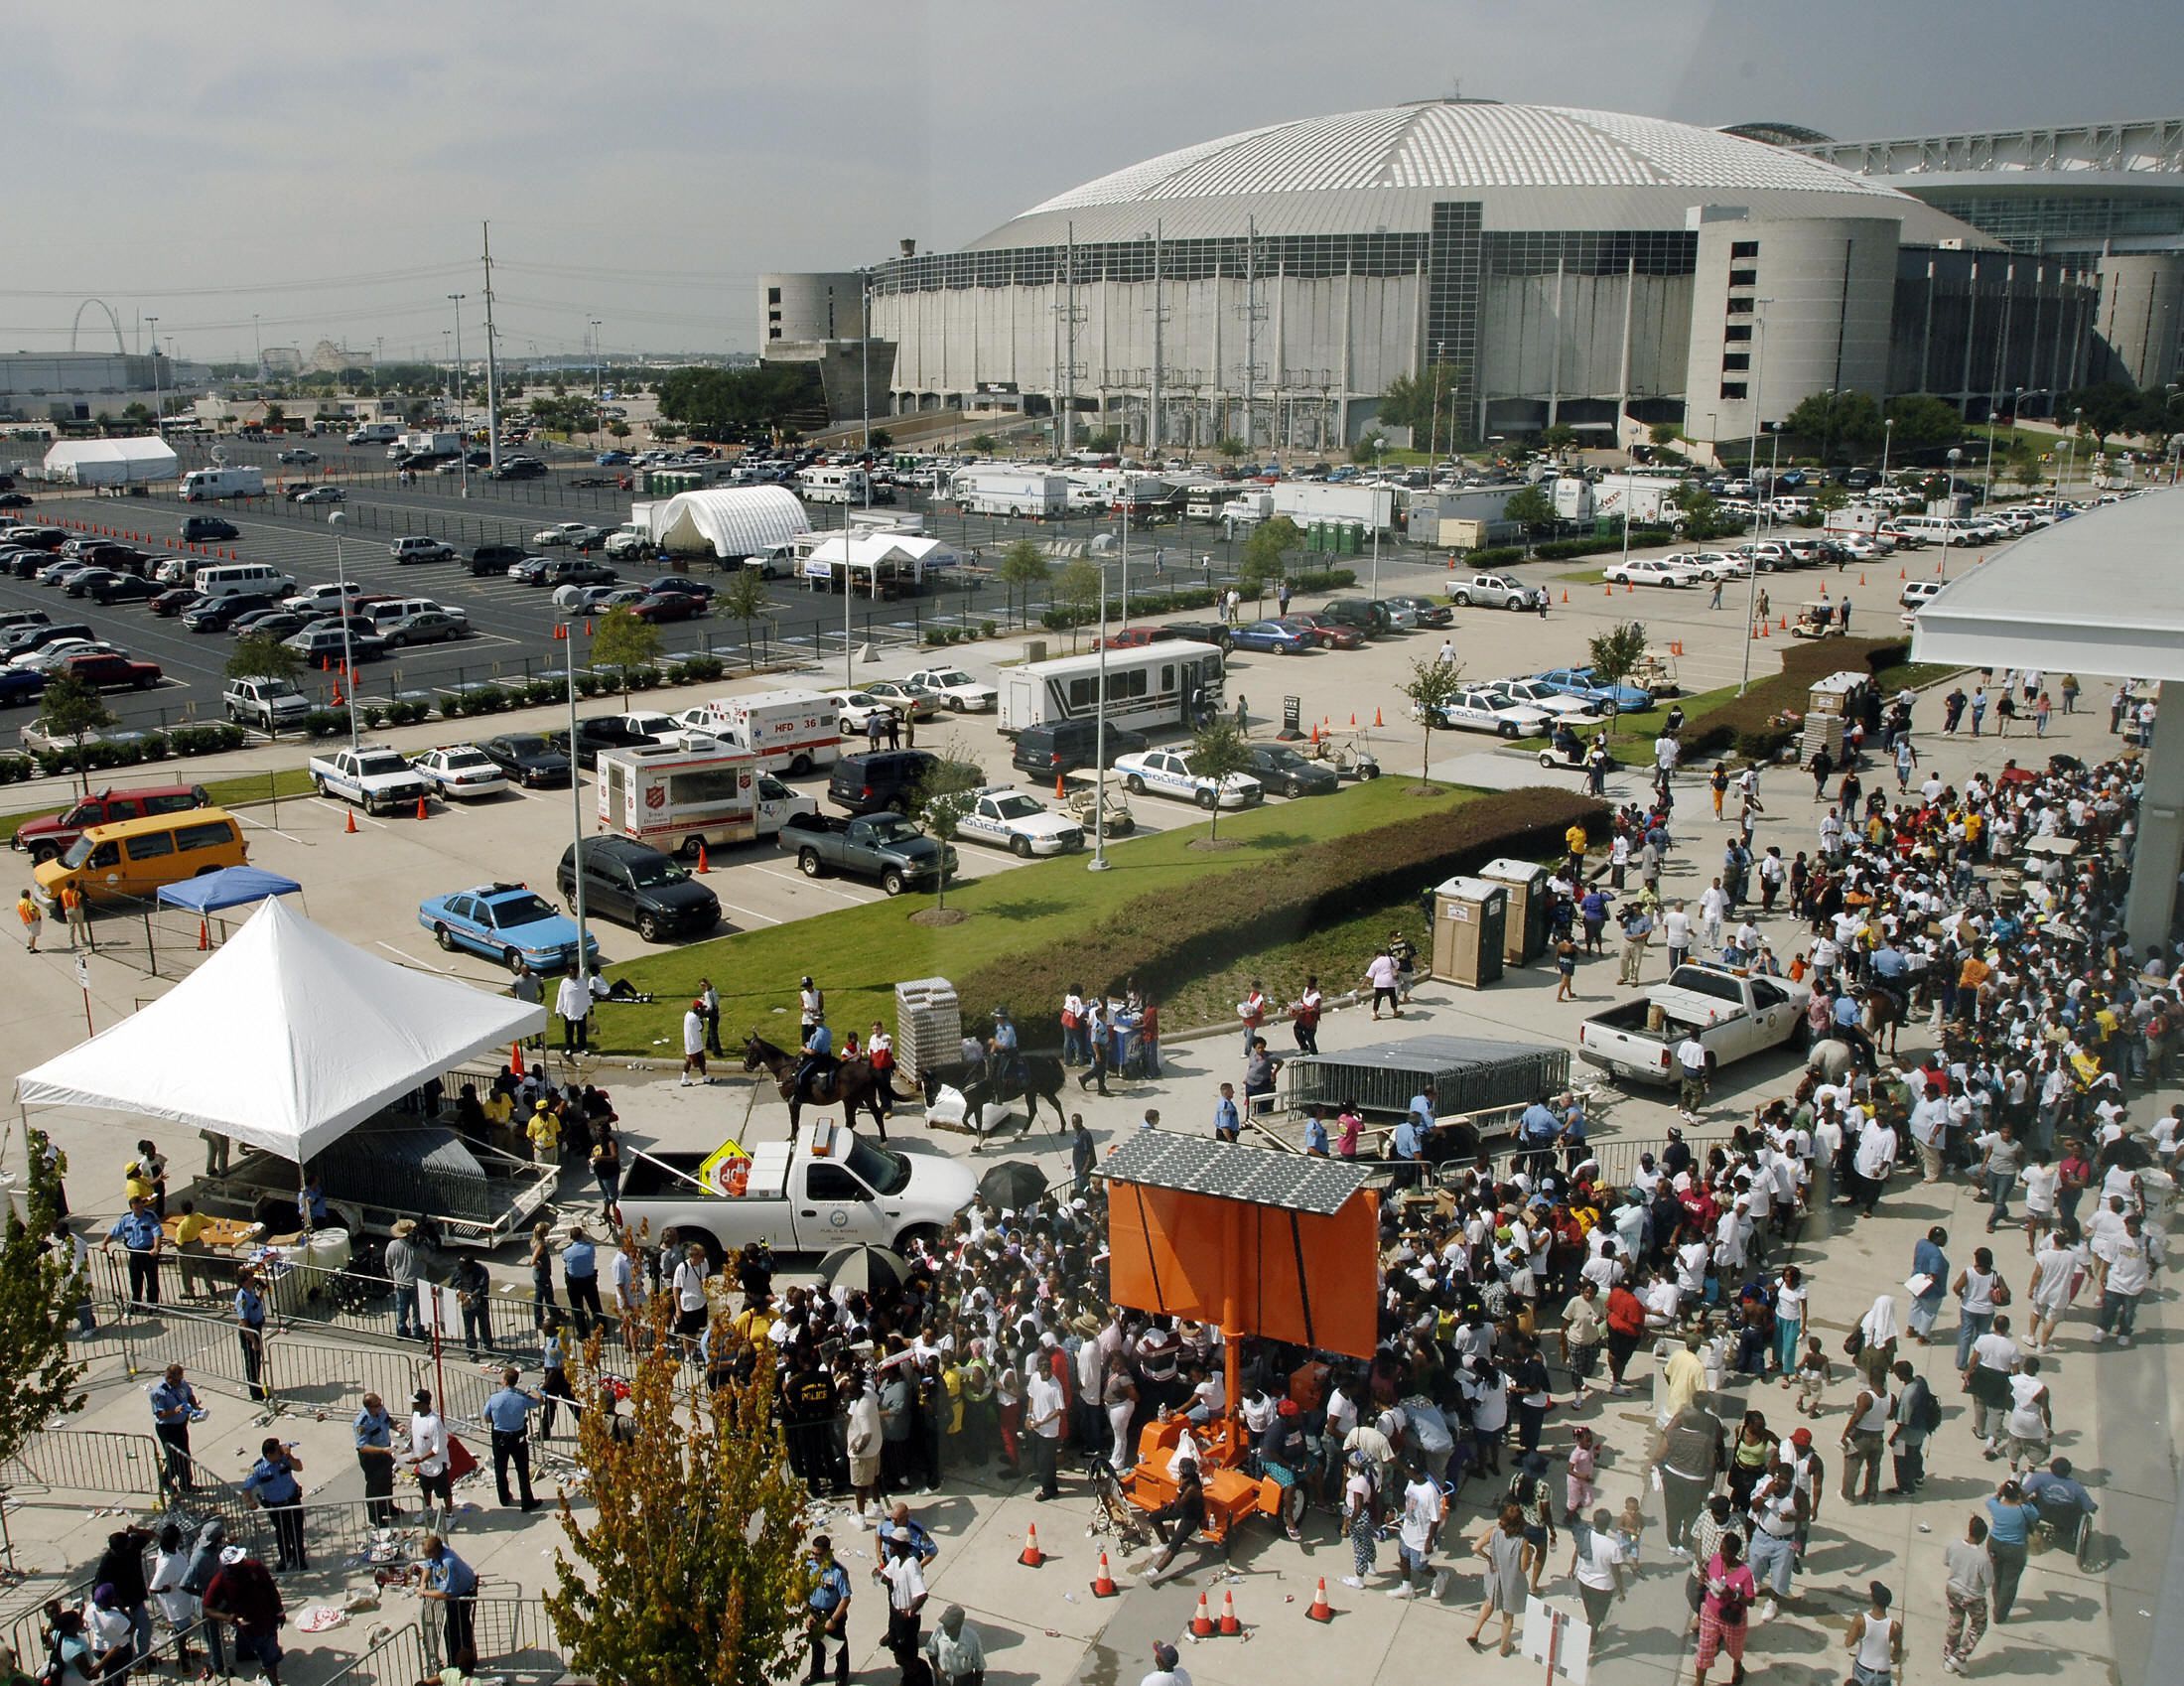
[1477,856,1550,965]
[1431,875,1507,989]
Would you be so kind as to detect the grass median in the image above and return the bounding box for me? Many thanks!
[594,776,1485,1056]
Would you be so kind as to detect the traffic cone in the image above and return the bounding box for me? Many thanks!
[1349,712,1356,726]
[1777,614,1788,629]
[344,808,358,835]
[1760,620,1770,637]
[1309,722,1321,746]
[1625,579,1634,593]
[1372,708,1383,727]
[1561,588,1569,603]
[696,841,710,874]
[1306,1577,1333,1621]
[1218,1590,1241,1635]
[1019,1524,1042,1568]
[1054,770,1066,799]
[1858,572,1867,586]
[1899,566,1907,580]
[585,620,594,635]
[511,1041,526,1078]
[1190,1593,1215,1637]
[1091,1551,1118,1598]
[197,917,209,951]
[1603,582,1612,596]
[416,796,429,821]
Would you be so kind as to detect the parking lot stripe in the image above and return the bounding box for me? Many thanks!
[713,902,782,926]
[310,797,387,830]
[235,812,309,845]
[747,864,878,904]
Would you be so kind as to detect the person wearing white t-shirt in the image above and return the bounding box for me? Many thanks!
[1392,1466,1446,1599]
[1569,1507,1629,1630]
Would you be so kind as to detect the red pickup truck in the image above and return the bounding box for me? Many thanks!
[58,651,161,690]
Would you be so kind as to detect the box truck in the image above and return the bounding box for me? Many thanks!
[1269,482,1395,530]
[346,423,401,446]
[1589,475,1683,525]
[798,466,869,504]
[394,430,463,459]
[952,469,1069,519]
[678,687,844,776]
[178,466,265,502]
[595,741,817,858]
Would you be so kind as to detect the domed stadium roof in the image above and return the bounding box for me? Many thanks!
[967,100,1982,250]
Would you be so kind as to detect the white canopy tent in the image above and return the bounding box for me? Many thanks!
[799,531,957,588]
[14,897,544,1164]
[42,436,179,487]
[645,485,810,558]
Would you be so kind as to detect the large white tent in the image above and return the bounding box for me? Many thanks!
[14,897,544,1164]
[42,435,179,487]
[646,485,810,558]
[799,530,957,586]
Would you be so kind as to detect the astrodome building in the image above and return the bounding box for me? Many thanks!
[846,99,2112,457]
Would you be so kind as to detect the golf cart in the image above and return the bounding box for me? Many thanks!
[1628,651,1682,697]
[1791,601,1845,638]
[1062,769,1136,835]
[1301,729,1382,780]
[1538,723,1611,773]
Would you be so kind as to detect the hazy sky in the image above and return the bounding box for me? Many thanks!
[9,1,2177,361]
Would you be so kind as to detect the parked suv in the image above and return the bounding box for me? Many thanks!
[10,782,209,864]
[1009,719,1150,777]
[180,515,239,543]
[556,836,720,942]
[390,536,456,565]
[1316,598,1394,636]
[469,542,528,577]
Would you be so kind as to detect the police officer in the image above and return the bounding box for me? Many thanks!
[795,1013,835,1105]
[353,1391,399,1525]
[416,1535,478,1671]
[562,1223,604,1341]
[240,1437,307,1572]
[148,1363,202,1497]
[297,1172,329,1235]
[989,1008,1021,1088]
[234,1268,269,1404]
[482,1366,544,1512]
[805,1535,853,1686]
[102,1194,163,1306]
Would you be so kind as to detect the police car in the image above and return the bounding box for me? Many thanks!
[953,785,1086,857]
[1114,749,1265,810]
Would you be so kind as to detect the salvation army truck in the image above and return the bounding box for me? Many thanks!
[595,741,816,858]
[679,687,844,776]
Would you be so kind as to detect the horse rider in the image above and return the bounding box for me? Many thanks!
[988,1008,1024,1089]
[795,1014,837,1104]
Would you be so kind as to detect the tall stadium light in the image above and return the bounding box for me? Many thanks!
[328,511,358,748]
[1736,304,1772,696]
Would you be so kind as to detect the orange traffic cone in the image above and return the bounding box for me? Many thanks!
[1603,582,1612,596]
[1306,1577,1333,1622]
[344,808,358,835]
[1309,722,1321,746]
[1218,1590,1241,1635]
[511,1041,527,1078]
[1858,572,1867,586]
[1899,566,1907,580]
[1091,1551,1118,1598]
[1625,579,1634,592]
[1561,588,1570,603]
[696,841,710,874]
[197,917,209,951]
[1760,620,1770,637]
[1055,770,1066,799]
[1777,614,1788,629]
[585,619,594,635]
[1372,708,1383,727]
[416,796,429,821]
[1190,1593,1215,1637]
[1019,1524,1042,1568]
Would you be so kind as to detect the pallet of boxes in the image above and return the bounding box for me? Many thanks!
[894,977,971,1134]
[1799,671,1868,770]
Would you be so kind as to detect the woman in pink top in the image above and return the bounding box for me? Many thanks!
[1335,1104,1362,1160]
[1695,1532,1757,1685]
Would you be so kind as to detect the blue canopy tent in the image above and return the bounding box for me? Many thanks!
[157,867,304,914]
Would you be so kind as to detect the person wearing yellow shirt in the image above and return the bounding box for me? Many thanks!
[524,1101,561,1166]
[482,1088,515,1130]
[173,1201,214,1299]
[123,1162,157,1206]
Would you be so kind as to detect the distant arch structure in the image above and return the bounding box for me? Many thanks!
[70,299,127,354]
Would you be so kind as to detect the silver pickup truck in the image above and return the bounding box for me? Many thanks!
[1576,962,1812,1085]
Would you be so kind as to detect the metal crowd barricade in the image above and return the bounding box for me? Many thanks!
[0,1428,165,1503]
[314,1621,433,1686]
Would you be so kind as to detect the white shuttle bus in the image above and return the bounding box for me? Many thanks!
[998,640,1227,737]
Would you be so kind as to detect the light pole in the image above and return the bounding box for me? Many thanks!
[145,316,161,429]
[448,295,469,497]
[1428,341,1445,463]
[328,511,358,748]
[1087,565,1110,873]
[252,315,262,379]
[1879,416,1894,486]
[1736,306,1772,696]
[1369,434,1385,601]
[2062,406,2083,497]
[565,612,592,983]
[1945,446,1961,511]
[589,318,604,449]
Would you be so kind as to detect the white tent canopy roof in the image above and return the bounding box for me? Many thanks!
[799,531,957,579]
[647,485,810,557]
[43,436,178,485]
[14,898,545,1164]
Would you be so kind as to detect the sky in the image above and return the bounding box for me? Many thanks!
[8,0,2178,363]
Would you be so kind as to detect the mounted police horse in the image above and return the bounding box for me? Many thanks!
[919,1051,1069,1146]
[742,1034,888,1137]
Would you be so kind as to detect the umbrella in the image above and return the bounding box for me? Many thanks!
[977,1160,1052,1211]
[818,1243,910,1294]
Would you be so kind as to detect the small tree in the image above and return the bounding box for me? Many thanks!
[1502,485,1557,552]
[1538,423,1577,454]
[1587,621,1650,688]
[1215,437,1247,463]
[869,428,893,452]
[1053,558,1101,651]
[1184,718,1255,842]
[590,606,665,705]
[1082,428,1123,456]
[607,420,631,441]
[262,402,287,429]
[911,753,985,912]
[547,1289,810,1686]
[0,1144,88,1480]
[1397,655,1467,785]
[967,433,998,457]
[1648,422,1682,449]
[1238,514,1299,609]
[996,539,1051,629]
[37,672,116,797]
[715,567,771,671]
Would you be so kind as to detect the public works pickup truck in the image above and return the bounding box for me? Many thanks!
[780,810,955,897]
[309,744,433,815]
[616,1123,977,1261]
[1576,961,1812,1086]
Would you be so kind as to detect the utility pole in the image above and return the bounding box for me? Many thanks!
[1065,222,1079,454]
[481,221,502,476]
[1243,215,1262,455]
[1149,218,1163,456]
[448,294,469,497]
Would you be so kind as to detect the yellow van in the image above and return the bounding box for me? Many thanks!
[33,807,247,908]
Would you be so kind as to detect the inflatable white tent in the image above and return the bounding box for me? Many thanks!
[43,436,179,487]
[645,485,810,558]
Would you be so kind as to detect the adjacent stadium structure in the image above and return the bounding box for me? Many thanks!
[797,98,2152,459]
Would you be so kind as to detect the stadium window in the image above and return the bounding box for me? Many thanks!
[1729,241,1759,260]
[1728,269,1758,289]
[1724,324,1752,343]
[1719,381,1748,400]
[1726,296,1753,316]
[1722,352,1750,372]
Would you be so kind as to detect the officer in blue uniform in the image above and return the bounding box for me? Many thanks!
[354,1391,399,1524]
[102,1196,164,1306]
[240,1436,307,1571]
[148,1363,202,1496]
[805,1534,854,1686]
[298,1173,330,1234]
[417,1535,478,1670]
[795,1014,836,1104]
[481,1367,545,1512]
[234,1269,269,1404]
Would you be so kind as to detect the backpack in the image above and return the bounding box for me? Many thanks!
[1913,1381,1943,1435]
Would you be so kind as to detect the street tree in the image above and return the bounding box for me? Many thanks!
[911,754,985,913]
[37,672,116,797]
[1396,655,1467,786]
[968,433,998,457]
[869,429,893,452]
[0,1143,88,1480]
[1053,558,1101,651]
[225,633,304,688]
[1669,482,1728,541]
[715,567,771,670]
[590,606,665,705]
[1237,515,1299,608]
[1784,389,1884,458]
[1537,423,1577,454]
[1184,718,1255,842]
[1502,485,1557,551]
[546,1288,811,1686]
[996,539,1051,629]
[1587,621,1650,687]
[1648,422,1682,449]
[1881,394,1964,452]
[1214,437,1247,463]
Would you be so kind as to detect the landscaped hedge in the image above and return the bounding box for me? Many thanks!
[953,784,1604,1028]
[1681,636,1911,763]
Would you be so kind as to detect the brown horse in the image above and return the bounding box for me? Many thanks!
[743,1034,887,1136]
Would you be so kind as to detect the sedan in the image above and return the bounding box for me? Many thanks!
[227,611,311,642]
[1602,557,1700,588]
[89,574,164,607]
[1663,550,1746,580]
[1280,613,1364,649]
[0,666,45,706]
[0,492,30,511]
[863,679,941,720]
[1228,619,1315,655]
[1115,748,1263,810]
[1423,687,1554,739]
[150,588,202,618]
[1246,744,1340,797]
[549,716,660,770]
[1491,677,1606,723]
[1532,666,1653,715]
[506,555,553,585]
[63,569,130,600]
[478,733,572,787]
[531,522,602,548]
[630,591,706,624]
[410,744,511,799]
[380,610,467,648]
[1384,594,1453,628]
[826,691,896,733]
[645,575,717,602]
[14,639,120,674]
[293,485,346,504]
[900,668,998,712]
[183,595,279,632]
[274,448,321,465]
[418,885,600,975]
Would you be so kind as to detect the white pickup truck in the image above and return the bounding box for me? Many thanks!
[616,1123,977,1261]
[1576,962,1812,1086]
[309,744,433,815]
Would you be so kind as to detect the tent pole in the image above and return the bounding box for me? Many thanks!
[145,906,157,978]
